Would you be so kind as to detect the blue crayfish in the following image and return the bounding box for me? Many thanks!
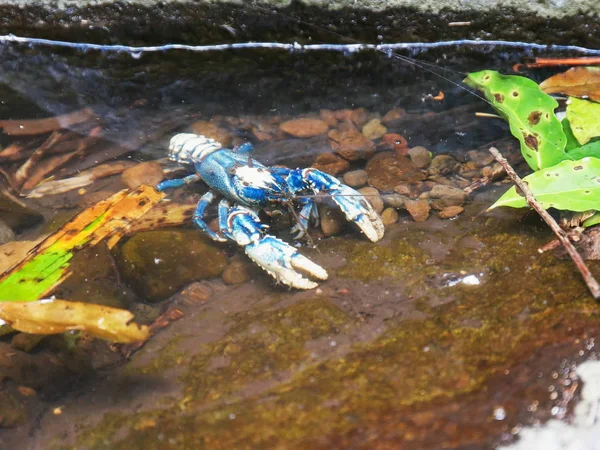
[158,133,384,289]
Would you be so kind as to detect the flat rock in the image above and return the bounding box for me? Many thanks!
[328,128,376,161]
[191,120,234,146]
[121,161,165,190]
[382,107,407,123]
[221,260,253,285]
[358,186,384,214]
[312,152,350,176]
[115,230,227,302]
[439,206,465,219]
[428,154,460,176]
[408,146,432,169]
[404,199,431,222]
[280,118,329,138]
[365,152,425,191]
[429,184,467,208]
[381,208,399,226]
[362,118,387,140]
[342,169,368,188]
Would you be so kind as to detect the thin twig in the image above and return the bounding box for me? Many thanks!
[489,147,600,299]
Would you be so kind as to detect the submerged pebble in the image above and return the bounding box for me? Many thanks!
[279,118,329,138]
[115,230,227,302]
[429,184,468,208]
[408,146,432,169]
[439,206,465,219]
[312,152,350,175]
[319,204,345,236]
[121,162,164,189]
[381,208,400,226]
[404,199,431,223]
[328,128,376,161]
[358,186,384,214]
[343,169,368,188]
[361,118,387,140]
[222,260,253,285]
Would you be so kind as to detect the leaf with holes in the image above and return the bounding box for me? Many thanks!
[489,157,600,211]
[566,97,600,146]
[464,70,567,171]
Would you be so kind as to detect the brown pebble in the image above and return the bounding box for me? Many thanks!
[343,169,368,188]
[280,118,329,138]
[319,204,345,236]
[393,184,411,196]
[381,208,399,226]
[361,118,387,140]
[312,152,350,175]
[439,206,465,219]
[350,108,368,128]
[319,109,338,127]
[408,146,432,169]
[181,282,214,303]
[381,107,406,123]
[121,162,165,190]
[191,120,233,146]
[328,128,376,161]
[405,199,431,223]
[358,187,384,214]
[222,260,252,285]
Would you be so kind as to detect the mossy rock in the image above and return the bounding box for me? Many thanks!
[114,230,227,302]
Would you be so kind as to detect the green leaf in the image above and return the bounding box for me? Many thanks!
[583,211,600,228]
[566,97,600,145]
[562,118,600,159]
[489,157,600,211]
[464,70,567,171]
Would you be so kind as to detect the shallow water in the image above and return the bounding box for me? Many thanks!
[0,39,599,450]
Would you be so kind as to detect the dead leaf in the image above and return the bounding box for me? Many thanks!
[128,201,195,233]
[0,108,96,136]
[0,299,149,343]
[540,67,600,102]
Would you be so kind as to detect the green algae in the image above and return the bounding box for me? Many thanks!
[66,224,600,450]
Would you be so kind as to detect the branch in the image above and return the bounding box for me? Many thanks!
[489,147,600,300]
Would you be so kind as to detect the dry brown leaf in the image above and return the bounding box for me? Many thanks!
[0,108,96,136]
[540,67,600,102]
[127,201,195,233]
[0,300,149,343]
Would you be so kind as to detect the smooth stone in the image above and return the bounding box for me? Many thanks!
[358,187,384,214]
[381,107,406,123]
[381,208,399,226]
[319,109,338,127]
[408,146,433,169]
[0,220,16,244]
[342,169,368,188]
[365,152,425,191]
[121,161,164,190]
[328,128,376,161]
[381,193,410,209]
[350,108,368,128]
[404,199,431,223]
[427,154,460,176]
[439,206,465,219]
[319,204,345,237]
[221,260,253,285]
[115,230,227,302]
[191,120,234,146]
[279,118,329,138]
[429,184,468,204]
[361,118,387,140]
[312,152,350,176]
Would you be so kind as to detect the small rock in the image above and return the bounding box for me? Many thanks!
[328,128,376,161]
[393,184,411,196]
[358,187,384,214]
[115,230,227,302]
[252,121,285,141]
[121,162,165,189]
[405,199,431,223]
[381,208,399,226]
[381,193,410,209]
[350,108,368,128]
[343,170,368,188]
[222,260,252,285]
[11,334,45,353]
[365,152,424,191]
[361,118,387,140]
[382,107,406,123]
[428,155,460,176]
[180,282,214,304]
[467,149,495,167]
[130,302,162,323]
[191,120,233,146]
[379,133,408,156]
[408,146,433,169]
[312,152,350,176]
[334,109,353,122]
[429,184,468,208]
[337,120,357,132]
[0,391,28,427]
[319,109,338,127]
[319,204,345,236]
[0,220,15,244]
[439,206,465,219]
[481,162,505,179]
[280,118,329,138]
